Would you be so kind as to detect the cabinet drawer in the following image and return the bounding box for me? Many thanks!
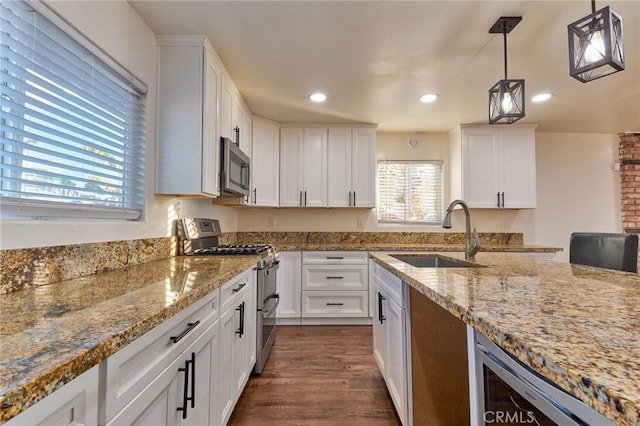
[371,261,402,305]
[101,288,219,424]
[220,268,253,313]
[302,251,368,265]
[302,264,367,291]
[302,291,368,317]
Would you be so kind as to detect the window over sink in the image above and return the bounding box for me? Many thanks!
[0,0,147,220]
[377,160,443,224]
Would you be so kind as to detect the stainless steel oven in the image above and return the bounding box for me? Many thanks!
[220,136,250,196]
[180,218,279,375]
[473,332,614,426]
[255,261,279,375]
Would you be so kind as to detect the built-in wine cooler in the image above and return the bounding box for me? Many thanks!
[473,332,614,426]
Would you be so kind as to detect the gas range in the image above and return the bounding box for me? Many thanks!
[180,218,278,268]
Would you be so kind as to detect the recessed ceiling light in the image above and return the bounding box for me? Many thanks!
[419,93,438,103]
[309,92,327,103]
[531,93,552,103]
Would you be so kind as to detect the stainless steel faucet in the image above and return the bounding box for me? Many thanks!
[442,199,481,261]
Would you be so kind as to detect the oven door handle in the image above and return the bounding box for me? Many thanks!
[261,293,280,317]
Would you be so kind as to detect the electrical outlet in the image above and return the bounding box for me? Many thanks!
[267,217,276,228]
[356,218,365,229]
[500,219,511,230]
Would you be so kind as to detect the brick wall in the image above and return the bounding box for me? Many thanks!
[619,132,640,269]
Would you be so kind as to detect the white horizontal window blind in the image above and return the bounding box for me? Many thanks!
[377,160,444,223]
[0,0,147,220]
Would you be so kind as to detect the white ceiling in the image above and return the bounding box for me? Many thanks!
[128,1,640,134]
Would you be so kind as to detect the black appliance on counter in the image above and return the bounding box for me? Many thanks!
[180,217,279,375]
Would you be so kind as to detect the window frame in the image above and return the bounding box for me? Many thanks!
[0,0,147,221]
[376,159,444,225]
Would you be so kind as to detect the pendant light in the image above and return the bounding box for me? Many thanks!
[488,17,525,124]
[568,1,624,82]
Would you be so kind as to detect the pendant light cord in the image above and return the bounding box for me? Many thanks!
[591,0,596,13]
[503,21,508,79]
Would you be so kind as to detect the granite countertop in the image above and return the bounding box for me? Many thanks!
[272,242,560,252]
[0,255,260,422]
[369,252,640,426]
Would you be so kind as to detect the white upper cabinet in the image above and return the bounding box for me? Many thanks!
[220,75,234,141]
[450,125,537,208]
[251,118,280,206]
[156,36,222,197]
[280,127,328,207]
[328,127,376,207]
[221,75,252,157]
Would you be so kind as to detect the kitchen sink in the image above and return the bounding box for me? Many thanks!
[390,254,483,268]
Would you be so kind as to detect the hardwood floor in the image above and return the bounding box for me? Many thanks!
[229,325,401,425]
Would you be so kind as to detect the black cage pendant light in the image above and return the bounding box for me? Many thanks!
[568,1,624,83]
[488,17,524,124]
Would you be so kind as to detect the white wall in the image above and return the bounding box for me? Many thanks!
[237,131,622,263]
[0,1,237,250]
[518,132,621,261]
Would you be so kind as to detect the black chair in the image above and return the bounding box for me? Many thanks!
[569,232,639,273]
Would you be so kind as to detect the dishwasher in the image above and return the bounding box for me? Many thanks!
[473,332,614,426]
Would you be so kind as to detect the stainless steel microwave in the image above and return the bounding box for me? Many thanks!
[220,137,250,196]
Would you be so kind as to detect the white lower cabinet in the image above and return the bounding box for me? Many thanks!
[217,269,255,425]
[106,320,219,426]
[276,251,302,319]
[302,290,369,317]
[301,251,369,320]
[98,267,255,426]
[371,260,408,425]
[5,365,99,426]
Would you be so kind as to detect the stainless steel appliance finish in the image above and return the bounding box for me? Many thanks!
[255,260,279,375]
[473,332,614,426]
[180,217,279,375]
[220,137,250,197]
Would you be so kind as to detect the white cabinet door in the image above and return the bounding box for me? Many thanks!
[106,355,182,426]
[303,128,328,207]
[220,75,234,141]
[276,251,302,318]
[217,278,254,426]
[156,39,221,197]
[280,128,304,207]
[280,127,327,207]
[251,119,280,206]
[241,108,252,159]
[499,130,536,208]
[202,49,221,196]
[218,300,239,425]
[328,128,352,207]
[243,273,257,375]
[463,128,497,208]
[328,127,376,208]
[459,125,536,209]
[371,262,408,425]
[6,365,99,426]
[183,321,219,426]
[372,282,388,376]
[351,128,376,207]
[386,295,407,425]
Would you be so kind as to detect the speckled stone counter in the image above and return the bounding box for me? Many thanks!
[369,252,640,426]
[271,242,559,253]
[0,255,259,422]
[237,231,560,253]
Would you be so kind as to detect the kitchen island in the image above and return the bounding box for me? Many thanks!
[369,252,640,426]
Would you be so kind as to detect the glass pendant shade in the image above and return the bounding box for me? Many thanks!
[489,79,525,124]
[568,6,624,82]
